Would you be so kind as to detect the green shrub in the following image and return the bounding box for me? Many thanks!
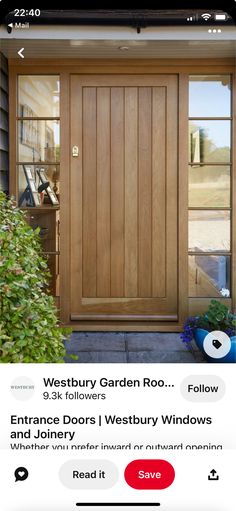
[0,192,70,363]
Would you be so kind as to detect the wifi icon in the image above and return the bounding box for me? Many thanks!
[201,13,212,21]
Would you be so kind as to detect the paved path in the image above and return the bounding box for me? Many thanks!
[64,332,205,363]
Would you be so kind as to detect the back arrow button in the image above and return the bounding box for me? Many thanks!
[18,48,25,59]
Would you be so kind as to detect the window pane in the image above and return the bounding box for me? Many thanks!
[189,210,230,252]
[189,165,230,207]
[18,120,60,162]
[189,255,231,297]
[18,164,60,207]
[189,75,231,118]
[18,76,60,117]
[189,121,230,163]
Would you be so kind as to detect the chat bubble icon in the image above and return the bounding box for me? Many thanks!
[15,467,29,482]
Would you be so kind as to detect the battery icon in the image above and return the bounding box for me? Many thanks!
[214,14,227,20]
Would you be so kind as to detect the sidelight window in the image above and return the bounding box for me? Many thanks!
[188,75,232,298]
[17,75,60,297]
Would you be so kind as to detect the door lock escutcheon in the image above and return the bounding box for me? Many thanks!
[72,145,79,157]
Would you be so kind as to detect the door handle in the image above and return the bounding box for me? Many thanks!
[72,146,79,157]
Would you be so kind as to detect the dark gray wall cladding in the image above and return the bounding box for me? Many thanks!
[0,52,9,193]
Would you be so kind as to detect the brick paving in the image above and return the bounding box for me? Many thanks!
[64,332,206,363]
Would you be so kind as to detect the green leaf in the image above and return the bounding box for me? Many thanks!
[0,192,75,363]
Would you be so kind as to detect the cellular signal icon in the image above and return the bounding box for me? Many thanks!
[201,13,212,21]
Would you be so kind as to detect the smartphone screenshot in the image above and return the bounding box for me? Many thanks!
[0,2,236,510]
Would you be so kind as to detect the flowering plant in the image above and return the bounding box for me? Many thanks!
[181,299,236,349]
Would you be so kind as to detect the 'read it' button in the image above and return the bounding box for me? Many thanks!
[124,459,175,490]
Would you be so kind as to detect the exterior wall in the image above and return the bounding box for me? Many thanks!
[0,53,9,193]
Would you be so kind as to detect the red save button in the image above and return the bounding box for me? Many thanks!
[124,459,175,490]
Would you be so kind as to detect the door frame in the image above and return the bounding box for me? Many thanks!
[8,58,236,331]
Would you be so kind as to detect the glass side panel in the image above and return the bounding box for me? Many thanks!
[189,165,230,207]
[189,121,231,163]
[189,75,231,118]
[189,210,230,252]
[18,164,60,207]
[189,255,231,297]
[18,120,60,163]
[18,75,60,117]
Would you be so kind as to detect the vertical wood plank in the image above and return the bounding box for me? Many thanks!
[178,74,189,322]
[59,72,70,322]
[124,87,138,297]
[138,87,152,296]
[97,87,111,297]
[70,75,83,314]
[166,76,178,311]
[111,87,124,297]
[82,88,97,297]
[152,87,166,297]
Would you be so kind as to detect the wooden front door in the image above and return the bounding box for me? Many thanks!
[70,75,178,322]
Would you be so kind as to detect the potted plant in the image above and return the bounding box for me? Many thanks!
[181,300,236,363]
[0,192,73,363]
